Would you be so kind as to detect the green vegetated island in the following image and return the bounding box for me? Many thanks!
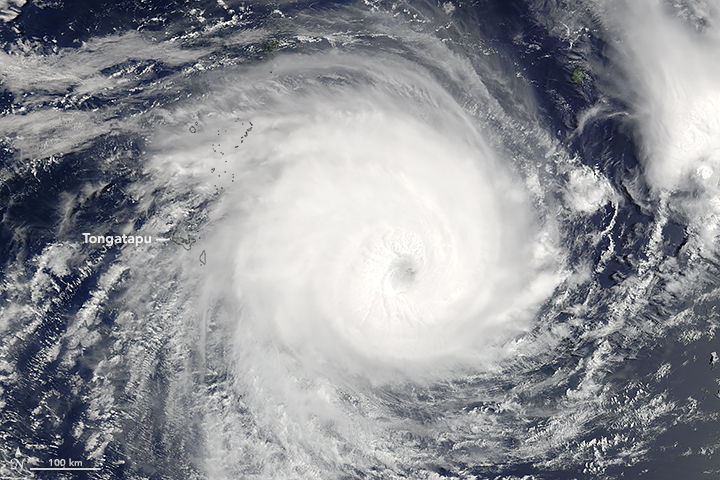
[572,67,585,84]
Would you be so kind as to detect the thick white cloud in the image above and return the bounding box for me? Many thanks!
[146,52,563,380]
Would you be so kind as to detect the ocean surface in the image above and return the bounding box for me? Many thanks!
[1,0,720,478]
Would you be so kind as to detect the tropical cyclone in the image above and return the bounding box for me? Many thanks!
[157,53,568,378]
[7,0,719,477]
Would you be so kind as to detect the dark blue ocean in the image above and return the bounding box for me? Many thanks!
[1,0,719,478]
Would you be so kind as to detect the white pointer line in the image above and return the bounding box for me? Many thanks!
[30,467,101,471]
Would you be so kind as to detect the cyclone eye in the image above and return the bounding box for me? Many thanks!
[389,257,417,288]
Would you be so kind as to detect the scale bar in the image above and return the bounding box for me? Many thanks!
[30,467,101,471]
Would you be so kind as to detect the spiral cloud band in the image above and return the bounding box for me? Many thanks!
[6,0,720,476]
[150,53,563,377]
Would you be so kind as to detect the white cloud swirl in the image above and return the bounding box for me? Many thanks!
[149,52,562,379]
